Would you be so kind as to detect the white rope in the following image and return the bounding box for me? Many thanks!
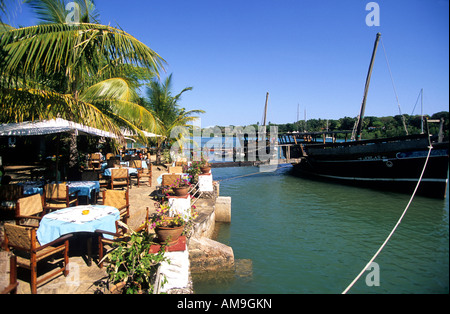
[341,144,433,294]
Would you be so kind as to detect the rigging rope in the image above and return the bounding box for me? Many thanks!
[380,38,409,135]
[341,144,434,294]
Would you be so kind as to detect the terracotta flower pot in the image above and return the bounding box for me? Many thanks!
[200,165,211,174]
[173,186,189,196]
[155,225,184,245]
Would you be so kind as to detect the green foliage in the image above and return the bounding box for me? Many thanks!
[271,112,449,140]
[0,0,165,140]
[105,229,167,294]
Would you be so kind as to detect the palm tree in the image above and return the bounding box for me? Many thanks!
[143,74,204,163]
[0,0,166,173]
[0,0,164,133]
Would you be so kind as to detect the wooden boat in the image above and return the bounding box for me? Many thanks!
[285,33,449,198]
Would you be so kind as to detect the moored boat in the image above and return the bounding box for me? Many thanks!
[288,132,448,198]
[285,33,449,198]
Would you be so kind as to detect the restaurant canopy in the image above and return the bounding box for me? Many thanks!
[121,128,163,138]
[0,118,119,138]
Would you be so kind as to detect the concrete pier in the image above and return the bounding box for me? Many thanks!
[215,196,232,223]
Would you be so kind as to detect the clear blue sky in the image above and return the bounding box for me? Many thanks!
[5,0,450,128]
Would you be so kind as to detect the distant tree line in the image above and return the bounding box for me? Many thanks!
[210,111,449,141]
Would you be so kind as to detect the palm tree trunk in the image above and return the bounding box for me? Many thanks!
[156,137,162,164]
[68,130,79,179]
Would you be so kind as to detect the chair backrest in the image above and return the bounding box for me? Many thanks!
[107,158,120,168]
[168,166,183,174]
[111,168,128,179]
[0,185,23,201]
[162,174,181,187]
[103,189,128,208]
[44,183,67,199]
[130,160,142,169]
[3,224,35,251]
[105,153,114,160]
[90,153,101,161]
[16,194,43,217]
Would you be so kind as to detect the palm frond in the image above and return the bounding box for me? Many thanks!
[25,0,67,24]
[0,23,166,78]
[0,87,123,138]
[80,77,138,103]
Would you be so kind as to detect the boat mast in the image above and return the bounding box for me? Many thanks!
[263,92,269,126]
[421,88,424,134]
[356,32,381,141]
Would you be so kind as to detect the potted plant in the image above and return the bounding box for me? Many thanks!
[198,156,211,174]
[104,228,167,294]
[183,162,201,183]
[170,178,191,197]
[150,202,186,244]
[149,201,198,244]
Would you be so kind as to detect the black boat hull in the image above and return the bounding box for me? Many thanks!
[289,136,449,198]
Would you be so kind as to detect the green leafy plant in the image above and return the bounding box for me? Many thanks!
[105,228,168,294]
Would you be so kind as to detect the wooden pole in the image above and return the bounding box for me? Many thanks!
[263,92,269,126]
[356,32,381,141]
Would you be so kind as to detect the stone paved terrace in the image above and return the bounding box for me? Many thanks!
[1,165,214,294]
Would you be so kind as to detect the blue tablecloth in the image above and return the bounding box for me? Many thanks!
[37,205,120,245]
[18,181,43,195]
[20,181,100,198]
[101,161,147,170]
[67,181,100,197]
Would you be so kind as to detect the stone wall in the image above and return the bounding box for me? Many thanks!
[188,195,234,274]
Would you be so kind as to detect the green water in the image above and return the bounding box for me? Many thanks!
[193,165,449,294]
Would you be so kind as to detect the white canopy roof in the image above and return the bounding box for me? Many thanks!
[121,128,163,138]
[0,118,119,138]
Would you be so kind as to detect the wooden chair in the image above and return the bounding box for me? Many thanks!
[96,208,149,268]
[88,153,102,170]
[168,166,183,174]
[155,174,181,200]
[81,170,98,181]
[0,251,18,294]
[15,193,46,227]
[107,157,120,168]
[2,224,71,294]
[0,185,23,211]
[98,173,109,190]
[110,168,130,190]
[161,174,182,188]
[96,225,130,268]
[130,160,152,187]
[105,153,114,160]
[103,189,130,224]
[175,161,187,167]
[43,183,79,211]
